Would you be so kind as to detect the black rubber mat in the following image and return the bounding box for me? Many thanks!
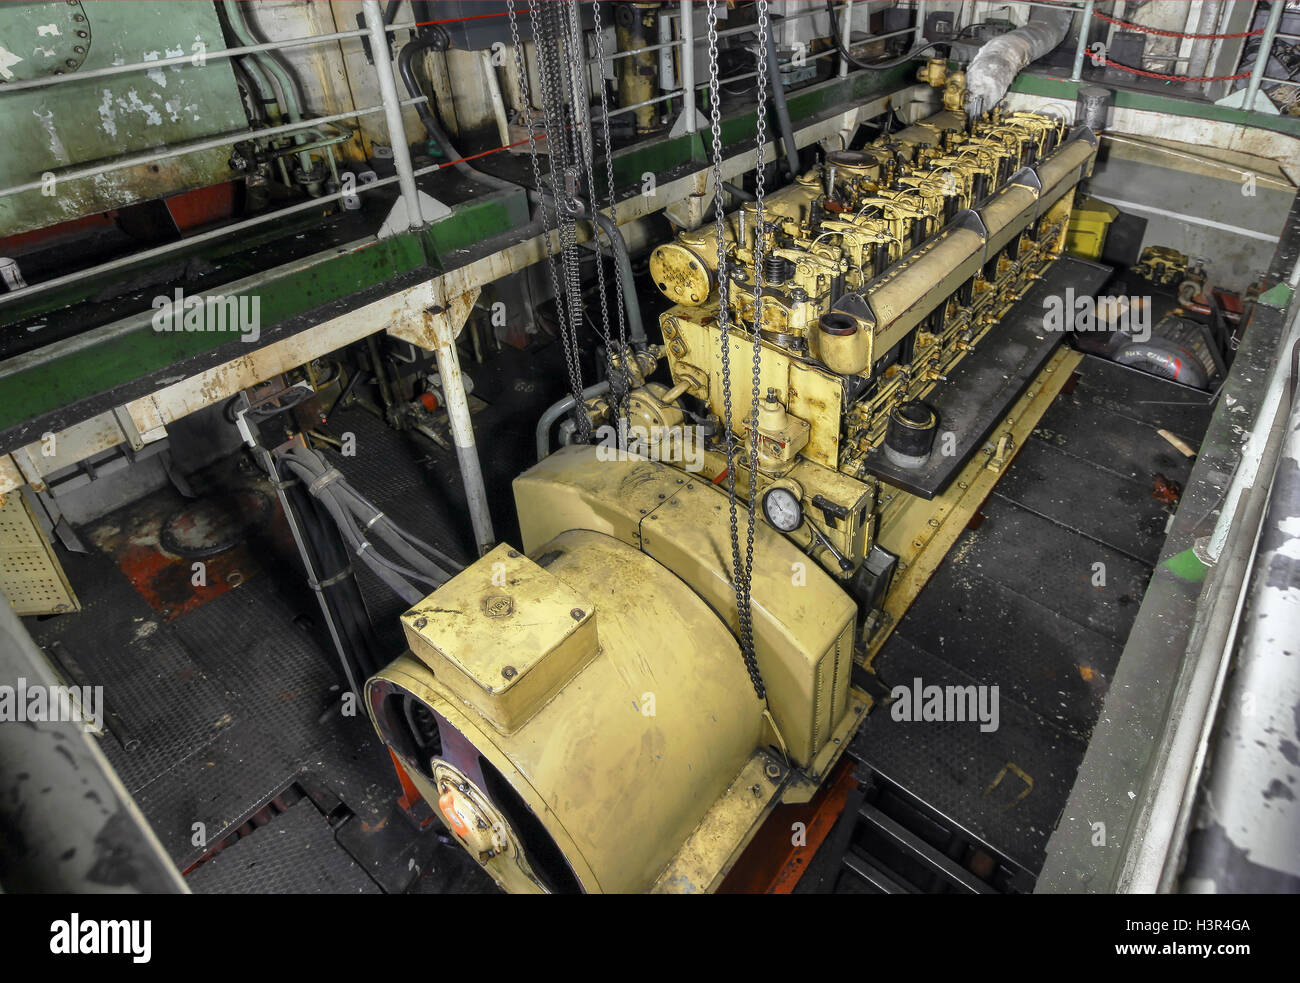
[852,354,1214,875]
[187,797,380,895]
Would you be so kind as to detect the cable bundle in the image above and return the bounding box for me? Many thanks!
[275,444,461,607]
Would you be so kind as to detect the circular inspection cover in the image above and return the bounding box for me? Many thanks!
[160,488,272,559]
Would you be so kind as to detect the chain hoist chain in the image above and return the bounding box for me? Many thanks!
[526,0,591,440]
[705,0,765,701]
[508,0,582,433]
[589,0,632,432]
[564,0,621,417]
[739,0,771,668]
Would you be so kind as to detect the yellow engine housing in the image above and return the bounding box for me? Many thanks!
[366,445,866,893]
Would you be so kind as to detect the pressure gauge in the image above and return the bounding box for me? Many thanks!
[762,486,804,533]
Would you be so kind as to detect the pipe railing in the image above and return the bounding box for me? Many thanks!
[0,19,424,95]
[0,4,448,306]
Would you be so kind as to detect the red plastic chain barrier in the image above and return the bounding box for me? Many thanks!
[1094,10,1265,40]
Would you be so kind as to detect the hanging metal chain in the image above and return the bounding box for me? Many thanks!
[509,0,587,439]
[519,0,592,440]
[564,0,623,428]
[740,1,772,672]
[589,0,632,433]
[705,0,766,701]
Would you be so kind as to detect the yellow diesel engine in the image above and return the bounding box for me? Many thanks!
[365,106,1102,893]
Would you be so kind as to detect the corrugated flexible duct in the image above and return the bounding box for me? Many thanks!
[965,11,1073,116]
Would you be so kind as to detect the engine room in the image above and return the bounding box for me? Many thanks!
[1,0,1298,905]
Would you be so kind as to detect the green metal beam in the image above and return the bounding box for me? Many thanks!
[1009,72,1300,139]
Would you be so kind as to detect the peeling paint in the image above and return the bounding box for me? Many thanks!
[0,45,23,81]
[30,107,67,164]
[35,23,61,38]
[142,51,167,89]
[97,88,117,138]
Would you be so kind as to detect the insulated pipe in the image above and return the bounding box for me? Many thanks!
[763,27,801,181]
[363,0,423,229]
[966,7,1073,114]
[430,318,496,555]
[537,381,612,461]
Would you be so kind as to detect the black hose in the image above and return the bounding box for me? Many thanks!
[586,205,646,346]
[825,2,944,70]
[762,27,800,180]
[396,36,522,194]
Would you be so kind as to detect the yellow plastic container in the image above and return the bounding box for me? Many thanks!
[1066,196,1119,260]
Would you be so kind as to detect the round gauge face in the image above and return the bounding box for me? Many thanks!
[762,487,803,533]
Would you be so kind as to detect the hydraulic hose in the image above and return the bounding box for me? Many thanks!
[396,37,522,194]
[586,205,647,346]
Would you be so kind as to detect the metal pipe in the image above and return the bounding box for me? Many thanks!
[221,0,315,175]
[608,89,685,117]
[764,27,801,181]
[537,381,612,461]
[679,0,698,132]
[397,39,520,194]
[1244,0,1284,111]
[1,141,519,307]
[1071,0,1095,81]
[0,27,376,93]
[838,0,855,78]
[915,0,926,46]
[480,50,512,147]
[363,0,421,230]
[431,321,496,555]
[0,167,403,306]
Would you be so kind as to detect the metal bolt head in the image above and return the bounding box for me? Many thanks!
[570,608,585,621]
[502,665,517,679]
[764,762,782,780]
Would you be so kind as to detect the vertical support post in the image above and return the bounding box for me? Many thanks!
[1244,0,1284,112]
[838,0,854,78]
[480,50,512,147]
[362,0,422,229]
[673,0,699,134]
[431,312,496,556]
[1071,0,1096,81]
[914,0,926,47]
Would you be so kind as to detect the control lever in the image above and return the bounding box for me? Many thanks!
[803,519,853,572]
